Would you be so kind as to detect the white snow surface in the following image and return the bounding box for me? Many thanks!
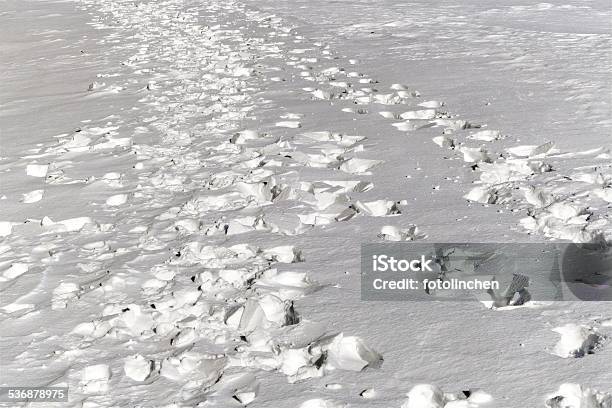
[0,0,611,406]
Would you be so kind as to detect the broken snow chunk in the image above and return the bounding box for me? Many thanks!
[52,282,80,309]
[548,202,585,221]
[0,221,13,237]
[2,263,28,280]
[551,324,605,358]
[302,131,333,142]
[218,268,250,286]
[232,66,254,77]
[374,93,401,104]
[174,218,200,233]
[26,163,49,177]
[459,147,491,163]
[263,245,303,263]
[238,295,298,332]
[230,129,264,144]
[339,158,382,174]
[379,111,397,119]
[354,200,400,217]
[464,186,493,204]
[225,306,244,329]
[124,354,153,381]
[325,333,382,372]
[278,347,318,377]
[545,383,611,408]
[312,89,333,100]
[72,320,111,339]
[379,225,426,241]
[392,121,432,132]
[418,100,444,109]
[152,266,176,282]
[276,121,302,129]
[521,186,555,208]
[259,294,298,326]
[360,388,376,399]
[405,90,421,97]
[402,384,445,408]
[467,130,501,141]
[234,391,257,405]
[87,81,105,91]
[117,305,155,336]
[593,188,612,203]
[432,135,455,149]
[22,189,44,203]
[299,399,346,408]
[238,299,267,333]
[106,194,128,206]
[467,390,494,404]
[257,269,312,290]
[179,242,258,266]
[281,113,304,119]
[390,83,409,91]
[103,172,121,180]
[400,109,437,120]
[160,352,225,387]
[235,182,273,202]
[507,141,555,157]
[82,364,111,393]
[171,328,198,347]
[1,303,35,314]
[142,278,167,294]
[93,136,131,150]
[42,216,96,233]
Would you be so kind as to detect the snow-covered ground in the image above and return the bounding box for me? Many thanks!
[1,0,611,407]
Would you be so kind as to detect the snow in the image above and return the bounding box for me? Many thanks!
[123,354,153,382]
[545,383,612,408]
[551,324,606,358]
[0,0,611,406]
[402,384,446,408]
[26,163,49,178]
[81,364,111,394]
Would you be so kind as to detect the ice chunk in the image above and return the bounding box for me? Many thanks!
[26,163,49,177]
[2,263,28,280]
[22,189,44,203]
[124,354,153,381]
[545,383,611,408]
[551,324,604,358]
[82,364,111,393]
[276,121,302,128]
[106,194,128,206]
[0,221,13,237]
[325,334,382,371]
[402,384,445,408]
[299,399,345,408]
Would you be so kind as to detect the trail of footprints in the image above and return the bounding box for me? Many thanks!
[255,8,612,244]
[1,0,610,406]
[1,1,396,406]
